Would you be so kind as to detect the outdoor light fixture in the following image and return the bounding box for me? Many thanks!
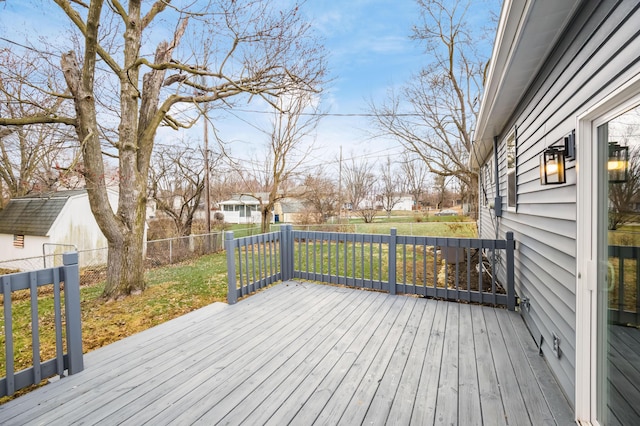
[539,130,575,186]
[608,142,629,183]
[540,147,566,185]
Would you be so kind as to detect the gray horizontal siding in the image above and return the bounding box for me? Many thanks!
[488,0,640,407]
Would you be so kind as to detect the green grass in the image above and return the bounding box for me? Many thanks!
[293,222,477,237]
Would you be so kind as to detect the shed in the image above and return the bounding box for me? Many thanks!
[0,189,117,269]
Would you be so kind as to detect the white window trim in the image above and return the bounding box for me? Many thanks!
[505,130,517,212]
[576,73,640,425]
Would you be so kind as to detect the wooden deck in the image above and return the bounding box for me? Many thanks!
[0,282,573,425]
[609,325,640,424]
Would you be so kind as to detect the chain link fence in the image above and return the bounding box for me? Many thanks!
[0,232,225,287]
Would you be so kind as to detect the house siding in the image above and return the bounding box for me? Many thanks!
[481,0,640,406]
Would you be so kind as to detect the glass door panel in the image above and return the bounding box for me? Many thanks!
[598,105,640,425]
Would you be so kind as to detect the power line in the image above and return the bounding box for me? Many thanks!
[223,108,423,118]
[0,37,61,58]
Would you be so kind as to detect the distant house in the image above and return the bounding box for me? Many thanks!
[471,0,640,423]
[275,198,318,224]
[392,195,413,211]
[218,194,265,224]
[0,189,117,269]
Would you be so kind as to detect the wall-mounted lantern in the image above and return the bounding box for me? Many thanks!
[608,142,629,183]
[539,130,575,185]
[540,147,566,185]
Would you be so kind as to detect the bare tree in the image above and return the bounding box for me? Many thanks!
[371,0,498,219]
[400,151,429,210]
[240,92,322,233]
[379,156,402,218]
[149,140,222,237]
[343,157,377,221]
[0,49,79,199]
[302,169,338,223]
[432,174,450,210]
[0,1,325,298]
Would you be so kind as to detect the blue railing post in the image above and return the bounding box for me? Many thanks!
[2,275,15,395]
[506,232,516,311]
[288,224,295,279]
[280,225,294,281]
[62,252,83,374]
[389,228,397,295]
[225,231,238,305]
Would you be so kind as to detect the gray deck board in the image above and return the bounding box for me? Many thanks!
[608,325,640,424]
[385,297,437,425]
[484,306,531,426]
[496,308,556,425]
[458,303,482,426]
[410,300,448,425]
[0,282,573,425]
[471,304,508,426]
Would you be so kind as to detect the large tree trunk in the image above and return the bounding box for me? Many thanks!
[261,205,271,233]
[104,207,147,297]
[465,173,479,220]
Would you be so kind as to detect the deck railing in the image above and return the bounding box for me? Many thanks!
[1,252,83,398]
[226,225,516,310]
[608,245,640,326]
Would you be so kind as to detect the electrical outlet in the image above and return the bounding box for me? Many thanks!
[552,332,561,359]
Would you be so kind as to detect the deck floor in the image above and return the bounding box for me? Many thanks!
[0,282,573,425]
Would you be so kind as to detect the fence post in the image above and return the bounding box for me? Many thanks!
[62,252,84,374]
[280,225,293,281]
[506,232,516,311]
[389,228,397,295]
[288,224,295,279]
[225,231,238,305]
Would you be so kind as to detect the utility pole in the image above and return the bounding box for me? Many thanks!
[203,105,211,235]
[338,145,342,222]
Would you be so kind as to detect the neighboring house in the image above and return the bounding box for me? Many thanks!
[0,189,118,269]
[471,1,640,423]
[218,194,266,224]
[392,195,414,211]
[276,198,319,224]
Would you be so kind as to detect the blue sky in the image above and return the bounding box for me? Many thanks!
[300,0,425,164]
[0,0,500,175]
[215,0,433,171]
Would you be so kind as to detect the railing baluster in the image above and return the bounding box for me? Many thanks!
[454,240,460,301]
[422,242,427,291]
[412,240,417,293]
[491,242,497,306]
[389,229,397,295]
[467,244,472,302]
[3,276,15,396]
[618,256,625,317]
[401,241,407,291]
[53,267,64,377]
[370,237,375,288]
[433,243,438,291]
[29,272,41,385]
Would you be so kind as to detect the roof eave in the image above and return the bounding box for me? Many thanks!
[470,0,582,169]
